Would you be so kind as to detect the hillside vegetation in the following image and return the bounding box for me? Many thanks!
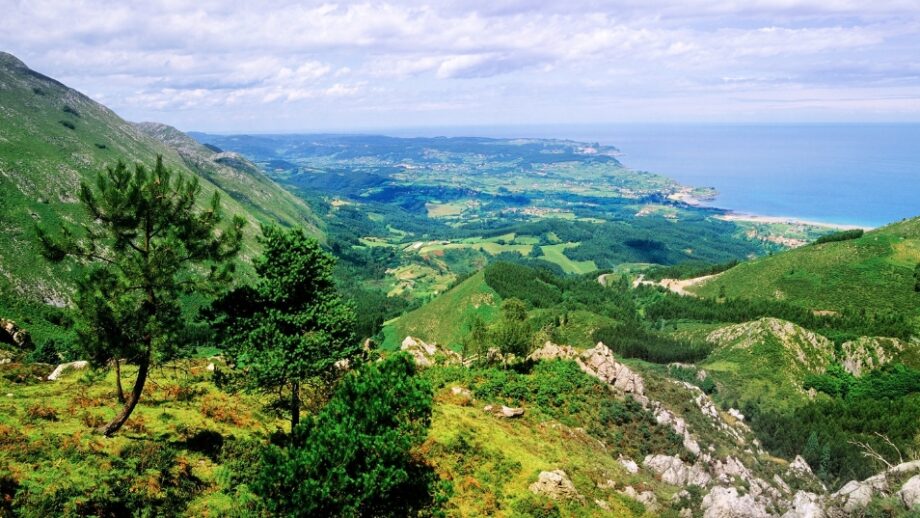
[692,217,920,321]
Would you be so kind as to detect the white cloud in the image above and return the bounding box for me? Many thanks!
[0,0,917,129]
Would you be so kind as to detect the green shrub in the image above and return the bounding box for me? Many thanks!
[814,229,863,245]
[253,354,438,517]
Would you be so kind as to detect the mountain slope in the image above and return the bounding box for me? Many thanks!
[702,318,837,410]
[134,122,322,236]
[691,217,920,318]
[382,271,501,351]
[0,52,322,311]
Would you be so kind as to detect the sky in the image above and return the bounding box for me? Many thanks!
[1,0,919,132]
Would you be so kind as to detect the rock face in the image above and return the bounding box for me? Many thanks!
[701,486,771,518]
[0,318,31,348]
[577,342,645,395]
[400,336,460,367]
[528,341,578,361]
[898,475,920,510]
[643,455,711,487]
[47,360,89,381]
[839,336,908,376]
[781,491,825,518]
[619,456,640,474]
[529,470,581,500]
[827,460,920,514]
[529,341,645,395]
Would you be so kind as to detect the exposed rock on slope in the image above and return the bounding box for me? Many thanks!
[706,318,834,377]
[703,318,837,408]
[839,336,916,376]
[400,336,461,367]
[529,470,582,501]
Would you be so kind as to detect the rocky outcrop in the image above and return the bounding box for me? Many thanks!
[619,456,639,474]
[529,470,582,500]
[781,491,825,518]
[577,342,645,395]
[643,454,711,487]
[400,336,460,367]
[483,404,524,418]
[701,486,771,518]
[47,360,89,381]
[898,475,920,510]
[826,460,920,514]
[839,336,909,376]
[619,485,658,510]
[529,341,646,396]
[528,341,578,361]
[706,318,835,376]
[0,318,31,348]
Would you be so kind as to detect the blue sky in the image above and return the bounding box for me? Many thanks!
[2,0,919,132]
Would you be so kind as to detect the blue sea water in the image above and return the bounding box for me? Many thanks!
[387,124,920,228]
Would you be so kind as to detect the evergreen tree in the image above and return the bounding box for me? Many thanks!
[492,297,531,357]
[38,157,244,436]
[208,226,358,429]
[254,354,435,516]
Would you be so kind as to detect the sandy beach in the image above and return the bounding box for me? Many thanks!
[714,212,873,231]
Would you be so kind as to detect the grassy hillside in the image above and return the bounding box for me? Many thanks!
[701,318,837,411]
[134,122,322,236]
[691,217,920,319]
[382,271,501,351]
[0,52,322,337]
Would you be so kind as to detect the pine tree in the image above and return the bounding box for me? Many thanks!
[207,226,358,429]
[38,157,244,436]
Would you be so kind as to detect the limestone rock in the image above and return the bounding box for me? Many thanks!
[450,386,471,397]
[400,336,460,367]
[897,475,920,510]
[498,405,524,418]
[643,454,711,487]
[832,479,880,513]
[577,342,645,395]
[781,491,824,518]
[47,360,89,381]
[619,485,658,510]
[483,404,524,418]
[619,456,639,474]
[701,486,770,518]
[839,336,907,376]
[528,341,578,361]
[529,470,582,500]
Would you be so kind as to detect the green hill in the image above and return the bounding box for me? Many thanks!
[691,217,920,319]
[702,318,837,410]
[0,52,322,340]
[382,271,501,351]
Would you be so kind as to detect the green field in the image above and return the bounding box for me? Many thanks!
[540,243,597,274]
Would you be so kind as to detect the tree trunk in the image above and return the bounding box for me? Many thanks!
[114,358,125,403]
[98,354,149,437]
[291,381,300,430]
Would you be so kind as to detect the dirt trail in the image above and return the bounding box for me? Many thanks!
[630,272,722,297]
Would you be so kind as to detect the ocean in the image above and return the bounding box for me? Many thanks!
[386,123,920,228]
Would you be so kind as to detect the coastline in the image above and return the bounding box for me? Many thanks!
[714,212,873,231]
[668,188,874,231]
